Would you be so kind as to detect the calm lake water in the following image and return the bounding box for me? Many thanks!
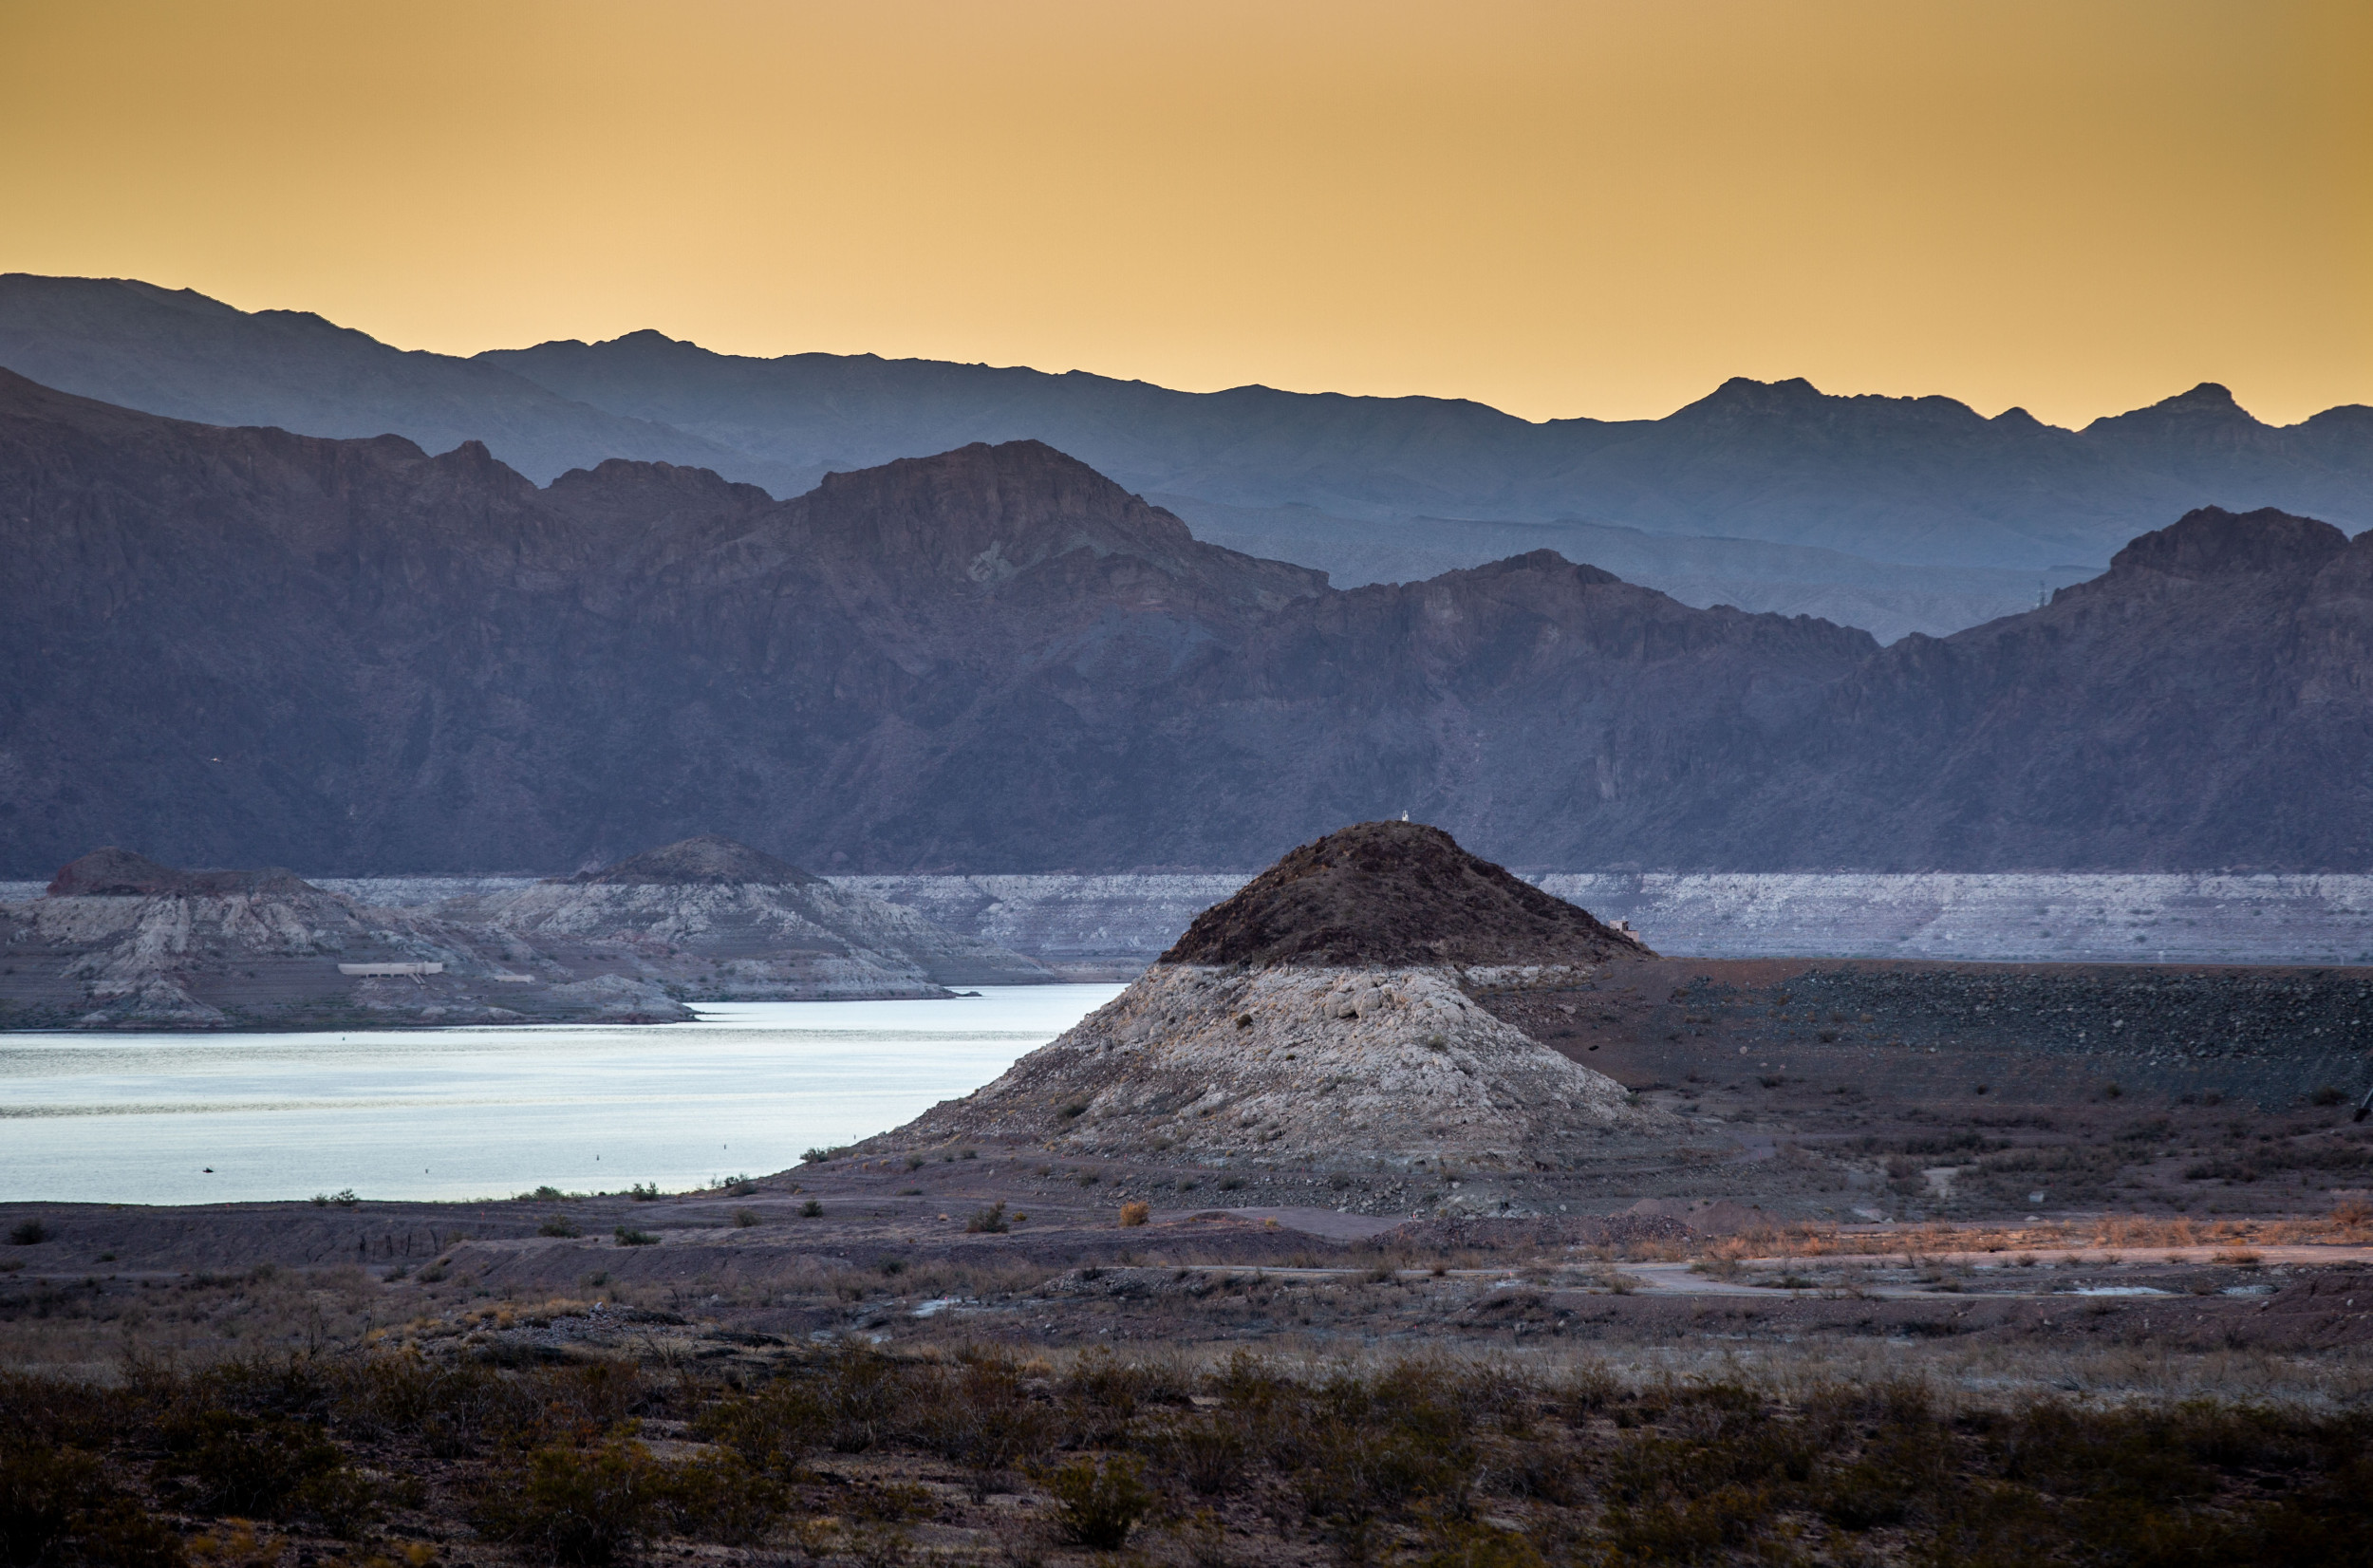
[0,985,1121,1206]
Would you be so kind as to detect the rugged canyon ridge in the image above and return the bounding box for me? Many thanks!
[2,367,2368,875]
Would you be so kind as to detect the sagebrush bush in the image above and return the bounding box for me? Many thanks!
[1039,1455,1152,1549]
[472,1441,662,1565]
[2,1444,116,1567]
[160,1409,345,1518]
[917,1356,1048,1482]
[695,1381,827,1476]
[0,1442,186,1568]
[8,1330,2373,1568]
[1149,1413,1248,1496]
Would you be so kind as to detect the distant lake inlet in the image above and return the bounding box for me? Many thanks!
[0,985,1122,1205]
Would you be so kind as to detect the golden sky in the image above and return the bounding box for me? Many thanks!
[5,0,2367,425]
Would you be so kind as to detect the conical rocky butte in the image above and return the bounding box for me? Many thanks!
[879,821,1678,1170]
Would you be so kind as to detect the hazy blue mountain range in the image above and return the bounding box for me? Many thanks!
[6,273,2365,641]
[4,367,2365,876]
[485,328,2373,569]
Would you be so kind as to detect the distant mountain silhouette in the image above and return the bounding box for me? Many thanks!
[472,345,2370,571]
[8,274,2367,641]
[4,368,2366,875]
[0,275,813,493]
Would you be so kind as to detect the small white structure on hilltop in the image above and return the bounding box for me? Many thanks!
[338,961,443,977]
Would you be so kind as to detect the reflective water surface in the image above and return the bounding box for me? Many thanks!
[0,985,1120,1205]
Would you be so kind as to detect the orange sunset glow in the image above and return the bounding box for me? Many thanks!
[4,0,2368,425]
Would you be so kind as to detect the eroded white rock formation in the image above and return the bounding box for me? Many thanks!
[892,962,1669,1168]
[479,835,1051,999]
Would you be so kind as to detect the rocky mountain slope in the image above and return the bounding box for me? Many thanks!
[476,834,1049,998]
[8,274,2370,639]
[877,823,1680,1171]
[1745,505,2373,870]
[4,370,2368,874]
[1163,501,2098,643]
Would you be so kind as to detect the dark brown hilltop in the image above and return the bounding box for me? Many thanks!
[567,831,821,887]
[1159,820,1653,967]
[44,845,313,898]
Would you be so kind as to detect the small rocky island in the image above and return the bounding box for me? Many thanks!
[0,836,1047,1029]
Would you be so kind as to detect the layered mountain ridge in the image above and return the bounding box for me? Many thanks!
[3,368,2367,875]
[7,274,2370,642]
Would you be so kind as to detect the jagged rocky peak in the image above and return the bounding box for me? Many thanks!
[1161,820,1653,968]
[569,833,821,887]
[876,821,1674,1173]
[47,847,316,899]
[2083,381,2264,439]
[2105,506,2348,582]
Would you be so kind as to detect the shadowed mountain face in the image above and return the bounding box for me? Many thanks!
[1757,504,2373,871]
[3,369,2368,874]
[7,276,2370,630]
